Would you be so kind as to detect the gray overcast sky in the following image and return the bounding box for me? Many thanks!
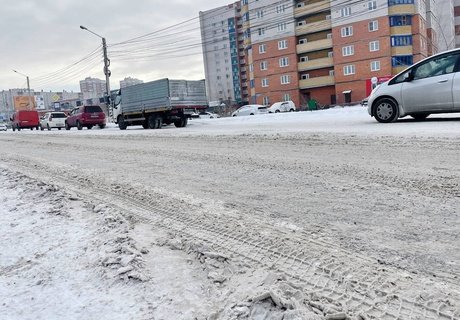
[0,0,231,92]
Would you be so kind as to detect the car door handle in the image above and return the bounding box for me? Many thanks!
[438,79,448,83]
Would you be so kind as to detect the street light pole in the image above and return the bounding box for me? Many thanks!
[12,69,33,110]
[80,25,112,120]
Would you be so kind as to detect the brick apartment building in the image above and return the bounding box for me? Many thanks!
[200,0,455,108]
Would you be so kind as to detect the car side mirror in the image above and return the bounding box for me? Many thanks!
[404,70,414,82]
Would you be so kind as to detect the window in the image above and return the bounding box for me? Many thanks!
[391,35,412,46]
[389,15,412,26]
[278,40,288,50]
[283,93,291,101]
[256,10,264,19]
[250,79,255,88]
[341,6,351,17]
[281,75,291,84]
[279,57,289,67]
[259,44,266,53]
[388,0,414,5]
[278,22,287,32]
[371,61,381,71]
[413,53,459,80]
[328,51,334,58]
[262,78,269,87]
[391,55,413,67]
[369,20,378,31]
[258,28,265,36]
[299,38,307,44]
[260,61,268,70]
[276,5,286,13]
[369,40,380,51]
[329,70,335,76]
[263,96,270,105]
[249,64,254,72]
[342,45,354,56]
[368,1,377,10]
[300,56,308,62]
[341,26,353,37]
[343,65,355,75]
[301,74,310,79]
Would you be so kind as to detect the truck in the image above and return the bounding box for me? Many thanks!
[112,78,208,130]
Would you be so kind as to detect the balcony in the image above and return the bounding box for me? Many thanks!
[296,38,333,54]
[296,20,331,36]
[391,46,412,55]
[388,4,415,15]
[240,67,247,72]
[242,90,249,95]
[240,59,246,65]
[299,76,335,89]
[390,25,412,35]
[294,0,330,18]
[298,57,334,72]
[241,74,248,80]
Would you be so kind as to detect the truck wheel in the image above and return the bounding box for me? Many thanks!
[77,121,83,130]
[148,115,157,129]
[155,117,163,129]
[118,116,127,130]
[142,122,148,129]
[174,117,188,128]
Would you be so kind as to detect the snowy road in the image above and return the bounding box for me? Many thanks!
[1,107,459,319]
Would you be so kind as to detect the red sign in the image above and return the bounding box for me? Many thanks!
[366,75,392,96]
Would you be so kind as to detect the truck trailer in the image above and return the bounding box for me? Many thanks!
[113,78,207,130]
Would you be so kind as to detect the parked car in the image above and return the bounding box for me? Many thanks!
[268,101,296,113]
[65,105,106,130]
[40,112,67,131]
[368,48,460,123]
[11,110,40,131]
[199,111,220,119]
[0,123,7,131]
[232,104,268,117]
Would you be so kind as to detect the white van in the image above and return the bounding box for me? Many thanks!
[268,101,296,113]
[231,104,268,117]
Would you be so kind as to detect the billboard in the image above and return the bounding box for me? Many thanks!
[13,96,36,111]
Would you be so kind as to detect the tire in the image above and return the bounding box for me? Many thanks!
[87,125,93,130]
[65,122,71,130]
[47,124,51,131]
[233,115,237,117]
[250,113,254,115]
[12,126,15,132]
[77,121,82,130]
[142,122,148,129]
[275,110,280,113]
[373,98,399,123]
[58,128,61,130]
[289,109,294,112]
[17,126,21,131]
[148,115,157,129]
[118,116,127,130]
[30,127,33,131]
[40,125,44,131]
[99,124,106,129]
[174,117,188,128]
[411,113,430,120]
[155,117,163,129]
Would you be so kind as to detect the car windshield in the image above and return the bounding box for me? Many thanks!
[85,106,103,113]
[51,113,67,118]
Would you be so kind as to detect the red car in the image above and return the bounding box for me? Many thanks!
[11,110,40,131]
[65,105,106,130]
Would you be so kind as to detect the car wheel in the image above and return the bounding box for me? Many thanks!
[233,114,237,117]
[58,128,61,130]
[250,113,254,115]
[65,122,71,130]
[411,113,430,120]
[87,125,93,130]
[275,110,280,113]
[373,98,399,123]
[40,125,44,131]
[77,121,83,130]
[47,124,51,131]
[17,125,21,131]
[289,109,294,112]
[99,124,106,129]
[12,126,15,132]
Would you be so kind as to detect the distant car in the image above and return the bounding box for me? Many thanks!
[368,48,460,123]
[268,101,296,113]
[199,111,220,119]
[11,110,40,131]
[0,123,7,131]
[65,105,106,130]
[232,104,268,117]
[40,112,67,131]
[361,97,369,106]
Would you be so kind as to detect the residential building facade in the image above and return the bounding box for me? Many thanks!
[201,0,455,107]
[120,77,144,88]
[79,77,106,100]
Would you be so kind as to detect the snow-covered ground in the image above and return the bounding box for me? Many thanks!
[0,106,459,320]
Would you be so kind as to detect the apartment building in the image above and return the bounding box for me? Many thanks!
[120,77,143,88]
[79,77,106,100]
[201,0,455,107]
[456,0,460,46]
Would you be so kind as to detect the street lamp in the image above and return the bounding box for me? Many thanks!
[80,25,112,119]
[12,69,33,110]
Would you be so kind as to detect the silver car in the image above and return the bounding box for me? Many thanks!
[368,48,460,123]
[232,104,268,117]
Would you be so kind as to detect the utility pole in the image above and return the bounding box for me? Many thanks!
[80,25,112,120]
